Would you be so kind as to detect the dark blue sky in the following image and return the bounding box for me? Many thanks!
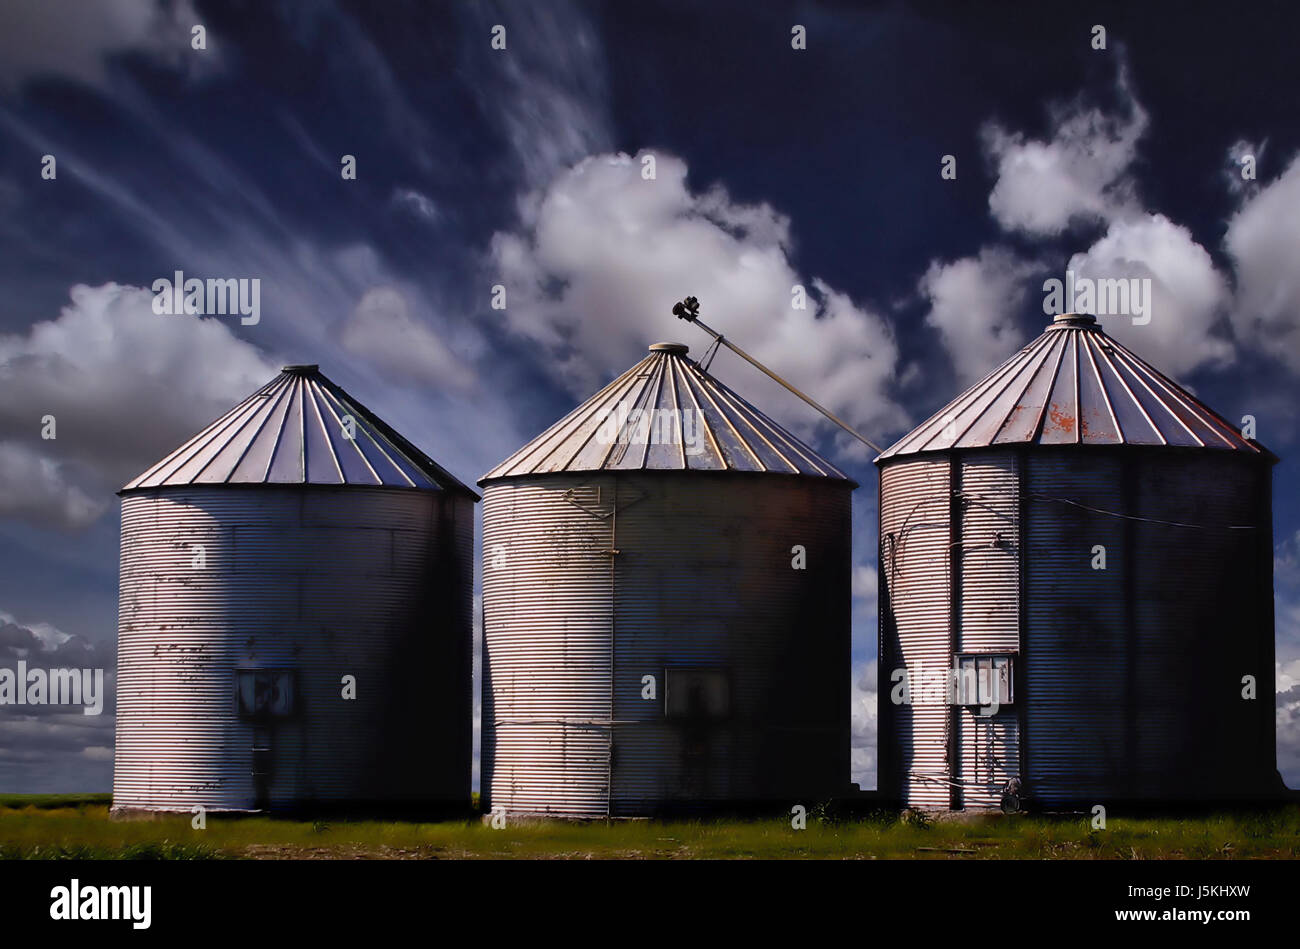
[1,0,1298,790]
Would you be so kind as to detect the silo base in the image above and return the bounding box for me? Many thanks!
[109,800,477,822]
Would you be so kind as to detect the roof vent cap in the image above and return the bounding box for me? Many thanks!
[1050,313,1097,327]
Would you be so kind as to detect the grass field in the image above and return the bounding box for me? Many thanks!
[3,795,1300,859]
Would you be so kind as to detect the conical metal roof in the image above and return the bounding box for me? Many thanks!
[122,365,478,495]
[877,314,1272,462]
[481,343,856,485]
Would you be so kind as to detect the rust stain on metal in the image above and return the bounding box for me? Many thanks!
[875,314,1273,460]
[1047,403,1075,435]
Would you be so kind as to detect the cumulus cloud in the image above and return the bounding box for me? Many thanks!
[1278,659,1300,788]
[980,72,1300,382]
[0,282,277,528]
[0,0,216,92]
[851,659,878,789]
[922,68,1255,383]
[0,612,115,792]
[0,442,105,529]
[1068,214,1234,376]
[983,71,1148,236]
[0,611,106,667]
[340,286,476,392]
[491,151,907,443]
[919,247,1041,384]
[1225,154,1300,373]
[1273,530,1300,787]
[917,70,1151,383]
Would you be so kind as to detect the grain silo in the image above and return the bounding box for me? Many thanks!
[113,365,477,816]
[877,314,1280,810]
[480,343,854,817]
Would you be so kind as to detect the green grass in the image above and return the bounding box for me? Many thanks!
[2,802,1300,859]
[0,793,112,810]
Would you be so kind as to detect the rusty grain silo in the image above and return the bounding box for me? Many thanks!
[113,365,477,816]
[877,314,1280,810]
[480,343,855,817]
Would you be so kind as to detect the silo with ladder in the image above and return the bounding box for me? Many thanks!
[877,314,1280,809]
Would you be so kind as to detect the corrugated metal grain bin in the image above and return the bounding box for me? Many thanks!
[112,365,477,816]
[481,343,855,817]
[877,314,1281,809]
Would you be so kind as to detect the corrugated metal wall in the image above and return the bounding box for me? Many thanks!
[882,446,1274,809]
[114,486,473,813]
[482,472,851,817]
[1023,449,1270,805]
[1021,451,1128,804]
[955,452,1020,808]
[1130,452,1264,799]
[481,479,614,817]
[878,458,951,808]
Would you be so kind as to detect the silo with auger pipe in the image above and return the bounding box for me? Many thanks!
[876,314,1280,810]
[480,343,855,818]
[112,365,477,816]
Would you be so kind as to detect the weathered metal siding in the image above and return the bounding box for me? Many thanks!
[883,446,1274,809]
[1022,449,1271,805]
[1129,452,1266,799]
[879,316,1278,810]
[114,486,473,813]
[482,473,851,817]
[878,458,951,807]
[480,479,614,817]
[955,453,1020,808]
[1022,451,1128,804]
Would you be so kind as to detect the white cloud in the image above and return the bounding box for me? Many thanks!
[934,65,1243,381]
[0,443,105,530]
[852,563,877,603]
[917,70,1161,387]
[0,282,277,528]
[1279,658,1300,696]
[1068,213,1234,377]
[340,286,476,392]
[0,610,72,652]
[1278,658,1300,788]
[983,71,1148,236]
[391,188,439,223]
[1274,530,1300,787]
[491,151,907,443]
[1225,154,1300,373]
[963,68,1300,384]
[919,247,1040,384]
[851,659,878,789]
[0,0,216,92]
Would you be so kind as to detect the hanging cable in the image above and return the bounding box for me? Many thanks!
[1027,493,1258,530]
